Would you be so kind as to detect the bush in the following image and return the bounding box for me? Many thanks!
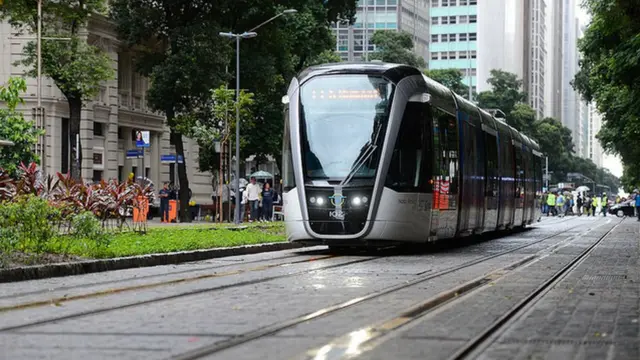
[71,211,112,252]
[0,195,61,254]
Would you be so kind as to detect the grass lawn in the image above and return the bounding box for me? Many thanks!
[69,222,287,258]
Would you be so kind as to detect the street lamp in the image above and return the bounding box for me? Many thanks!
[219,9,297,224]
[219,31,257,224]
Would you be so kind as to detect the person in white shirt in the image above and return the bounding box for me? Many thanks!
[244,176,261,222]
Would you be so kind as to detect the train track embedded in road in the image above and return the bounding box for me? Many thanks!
[166,217,605,360]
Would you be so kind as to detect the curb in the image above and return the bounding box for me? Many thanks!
[0,242,306,284]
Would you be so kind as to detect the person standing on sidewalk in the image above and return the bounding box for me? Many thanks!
[245,176,261,222]
[159,182,170,223]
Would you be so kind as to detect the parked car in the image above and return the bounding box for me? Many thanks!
[608,200,635,217]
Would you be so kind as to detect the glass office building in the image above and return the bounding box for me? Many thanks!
[331,0,429,63]
[428,0,477,96]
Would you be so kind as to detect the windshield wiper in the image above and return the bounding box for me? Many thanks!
[340,121,383,187]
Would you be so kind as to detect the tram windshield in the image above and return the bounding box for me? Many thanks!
[299,74,394,184]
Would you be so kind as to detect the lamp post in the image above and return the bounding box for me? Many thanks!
[219,9,297,224]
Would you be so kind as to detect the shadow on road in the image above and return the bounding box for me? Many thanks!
[292,226,534,257]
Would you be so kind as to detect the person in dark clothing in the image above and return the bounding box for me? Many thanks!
[261,182,275,221]
[159,182,170,222]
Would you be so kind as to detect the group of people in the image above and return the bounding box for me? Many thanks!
[542,191,610,217]
[237,176,279,222]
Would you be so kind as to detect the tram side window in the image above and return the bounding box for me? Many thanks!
[486,134,499,196]
[514,146,523,198]
[282,106,296,191]
[386,102,432,192]
[432,107,459,195]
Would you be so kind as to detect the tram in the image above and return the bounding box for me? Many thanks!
[281,62,543,247]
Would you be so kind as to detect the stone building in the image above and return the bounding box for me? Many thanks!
[0,14,213,204]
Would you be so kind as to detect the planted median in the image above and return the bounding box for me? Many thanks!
[0,163,286,269]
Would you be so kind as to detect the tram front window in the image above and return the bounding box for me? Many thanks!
[299,75,394,185]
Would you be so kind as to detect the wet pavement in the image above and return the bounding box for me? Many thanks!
[0,215,637,359]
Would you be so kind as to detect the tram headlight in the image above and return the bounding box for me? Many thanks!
[362,196,368,204]
[309,197,316,204]
[316,197,325,205]
[352,197,361,206]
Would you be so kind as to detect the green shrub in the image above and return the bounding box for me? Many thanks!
[70,211,112,252]
[0,195,61,253]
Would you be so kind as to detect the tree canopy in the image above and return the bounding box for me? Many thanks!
[573,0,638,190]
[424,68,470,99]
[369,30,426,68]
[1,0,114,179]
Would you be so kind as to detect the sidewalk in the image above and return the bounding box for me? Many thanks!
[480,217,640,359]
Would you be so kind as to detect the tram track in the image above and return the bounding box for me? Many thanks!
[0,218,587,340]
[165,217,599,360]
[0,249,327,301]
[287,217,622,360]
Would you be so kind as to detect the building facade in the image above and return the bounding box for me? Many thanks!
[588,104,604,168]
[560,0,582,156]
[0,16,214,204]
[477,0,547,117]
[428,0,477,94]
[331,0,429,63]
[545,0,563,120]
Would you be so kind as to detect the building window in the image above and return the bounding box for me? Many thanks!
[460,15,468,23]
[449,16,457,24]
[469,32,477,41]
[431,52,439,60]
[450,0,457,5]
[471,50,477,59]
[449,33,456,41]
[459,33,467,41]
[469,15,477,23]
[442,0,448,6]
[469,0,477,4]
[459,51,468,59]
[431,34,439,42]
[93,122,104,137]
[118,166,124,182]
[431,16,439,24]
[441,16,448,24]
[460,0,468,5]
[441,53,448,60]
[448,51,456,59]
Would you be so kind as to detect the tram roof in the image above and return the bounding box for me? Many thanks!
[297,62,422,85]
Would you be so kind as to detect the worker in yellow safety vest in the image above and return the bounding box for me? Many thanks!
[546,192,557,216]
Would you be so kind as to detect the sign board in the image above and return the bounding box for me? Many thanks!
[126,149,143,159]
[160,154,184,164]
[135,130,150,148]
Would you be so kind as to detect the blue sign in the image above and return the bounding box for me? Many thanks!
[126,149,143,159]
[160,154,184,164]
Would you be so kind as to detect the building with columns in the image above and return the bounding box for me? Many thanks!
[0,15,214,204]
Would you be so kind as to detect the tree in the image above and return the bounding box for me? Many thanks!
[424,68,470,98]
[305,49,342,67]
[110,0,231,222]
[1,0,114,180]
[573,1,640,185]
[178,86,255,176]
[369,30,426,68]
[476,69,527,117]
[0,77,44,176]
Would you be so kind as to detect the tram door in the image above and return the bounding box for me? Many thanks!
[484,133,499,231]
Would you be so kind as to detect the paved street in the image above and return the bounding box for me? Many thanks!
[0,216,637,360]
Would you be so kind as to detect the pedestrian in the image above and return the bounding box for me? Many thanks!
[245,176,261,222]
[576,193,583,216]
[635,190,640,221]
[261,182,275,221]
[547,191,556,216]
[159,182,170,222]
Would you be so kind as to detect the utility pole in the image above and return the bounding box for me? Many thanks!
[545,156,549,190]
